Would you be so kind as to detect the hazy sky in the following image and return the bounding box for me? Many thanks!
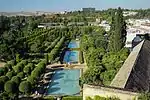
[0,0,150,12]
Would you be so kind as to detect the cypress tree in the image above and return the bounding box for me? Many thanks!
[108,7,126,52]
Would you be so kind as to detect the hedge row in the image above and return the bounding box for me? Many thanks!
[79,51,84,64]
[48,37,65,63]
[62,96,83,100]
[45,37,61,52]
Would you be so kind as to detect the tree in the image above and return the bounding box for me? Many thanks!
[17,72,25,79]
[8,60,16,66]
[11,76,21,86]
[108,7,126,52]
[4,63,12,71]
[19,81,32,95]
[27,76,36,85]
[31,69,40,79]
[138,93,150,100]
[0,67,4,76]
[23,65,31,75]
[0,76,9,83]
[4,81,17,98]
[6,71,15,79]
[0,80,4,92]
[21,60,28,66]
[80,66,104,86]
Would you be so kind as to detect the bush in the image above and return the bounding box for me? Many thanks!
[19,81,32,95]
[44,96,56,100]
[85,96,120,100]
[4,64,12,71]
[23,65,31,75]
[28,63,35,71]
[21,60,28,66]
[6,71,15,79]
[62,96,82,100]
[8,60,16,66]
[0,68,4,76]
[11,76,21,86]
[4,81,17,94]
[138,93,150,100]
[17,72,25,79]
[79,51,84,64]
[27,76,36,85]
[0,76,9,83]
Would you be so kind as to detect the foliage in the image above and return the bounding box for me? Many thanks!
[19,81,32,95]
[0,76,9,83]
[62,96,83,100]
[23,65,32,75]
[6,71,15,79]
[17,72,25,79]
[11,76,21,86]
[3,64,9,73]
[4,81,17,94]
[27,76,36,85]
[79,51,84,64]
[86,96,120,100]
[44,96,56,100]
[80,66,104,86]
[108,7,126,52]
[138,93,150,100]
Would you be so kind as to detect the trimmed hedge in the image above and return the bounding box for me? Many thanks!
[79,51,84,64]
[62,96,82,100]
[44,96,56,100]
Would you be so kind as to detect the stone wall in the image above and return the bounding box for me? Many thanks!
[110,41,144,88]
[125,40,150,92]
[83,84,138,100]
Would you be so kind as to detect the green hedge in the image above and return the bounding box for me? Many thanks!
[44,96,55,100]
[62,96,83,100]
[79,51,84,64]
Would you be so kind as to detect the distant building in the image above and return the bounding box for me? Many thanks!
[123,11,138,17]
[82,8,95,12]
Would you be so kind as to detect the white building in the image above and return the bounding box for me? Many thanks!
[123,11,138,17]
[99,20,111,32]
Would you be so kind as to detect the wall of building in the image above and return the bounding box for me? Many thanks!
[83,84,138,100]
[125,40,150,92]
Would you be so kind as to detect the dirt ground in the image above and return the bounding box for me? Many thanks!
[0,62,6,67]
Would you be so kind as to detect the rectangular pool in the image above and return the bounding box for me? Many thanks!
[68,40,79,48]
[63,50,79,64]
[47,69,80,96]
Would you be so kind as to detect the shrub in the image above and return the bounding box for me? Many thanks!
[0,68,4,76]
[27,76,36,85]
[44,96,56,100]
[0,76,9,83]
[138,93,150,100]
[21,60,28,66]
[62,96,82,100]
[8,60,16,66]
[4,64,12,71]
[17,72,25,79]
[11,76,21,86]
[19,81,32,95]
[23,65,31,75]
[4,81,17,94]
[79,51,84,64]
[6,71,15,79]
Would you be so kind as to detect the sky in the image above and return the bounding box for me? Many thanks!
[0,0,150,12]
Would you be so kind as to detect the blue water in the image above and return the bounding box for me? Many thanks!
[68,40,79,48]
[47,69,80,96]
[63,51,79,63]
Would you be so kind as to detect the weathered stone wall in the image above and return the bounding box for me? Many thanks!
[125,40,150,92]
[110,41,144,88]
[83,84,138,100]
